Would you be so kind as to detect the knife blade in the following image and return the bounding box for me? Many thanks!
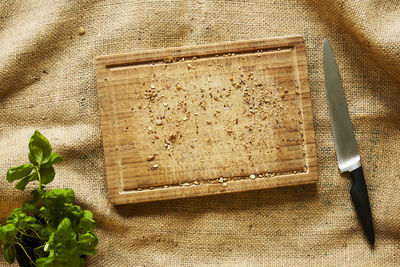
[323,38,375,246]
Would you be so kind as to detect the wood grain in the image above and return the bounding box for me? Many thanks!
[96,35,318,204]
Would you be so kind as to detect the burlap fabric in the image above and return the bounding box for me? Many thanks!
[1,1,399,266]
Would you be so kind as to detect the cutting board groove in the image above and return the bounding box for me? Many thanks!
[96,35,318,204]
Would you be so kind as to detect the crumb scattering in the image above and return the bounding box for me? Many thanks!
[124,50,308,191]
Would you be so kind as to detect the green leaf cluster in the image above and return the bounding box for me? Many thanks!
[0,131,98,266]
[7,130,63,191]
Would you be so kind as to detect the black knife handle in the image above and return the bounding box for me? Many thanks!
[350,166,375,246]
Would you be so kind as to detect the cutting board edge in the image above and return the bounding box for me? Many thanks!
[109,170,318,205]
[95,35,305,67]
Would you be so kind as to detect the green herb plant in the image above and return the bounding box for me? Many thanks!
[0,131,98,267]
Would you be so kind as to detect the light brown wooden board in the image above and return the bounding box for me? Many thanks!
[96,35,318,205]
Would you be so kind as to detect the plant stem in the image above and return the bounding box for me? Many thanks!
[36,166,42,194]
[31,228,43,240]
[15,242,35,266]
[34,244,45,250]
[16,229,37,239]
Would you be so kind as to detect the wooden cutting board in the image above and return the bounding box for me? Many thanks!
[96,35,318,205]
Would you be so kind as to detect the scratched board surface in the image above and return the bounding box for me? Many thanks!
[96,35,318,204]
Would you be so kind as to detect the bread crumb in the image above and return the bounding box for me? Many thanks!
[163,56,174,63]
[147,155,155,161]
[78,26,85,35]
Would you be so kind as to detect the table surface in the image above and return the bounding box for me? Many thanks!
[1,1,399,266]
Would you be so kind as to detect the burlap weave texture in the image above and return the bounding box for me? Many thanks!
[1,0,399,266]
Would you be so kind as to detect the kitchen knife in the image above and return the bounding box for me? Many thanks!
[323,38,375,246]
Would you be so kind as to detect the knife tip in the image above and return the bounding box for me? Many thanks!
[367,234,375,248]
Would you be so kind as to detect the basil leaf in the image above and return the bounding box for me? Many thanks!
[29,171,38,182]
[50,153,64,165]
[0,226,7,243]
[84,210,94,220]
[0,227,5,243]
[23,199,39,214]
[78,210,95,233]
[30,223,43,232]
[6,208,24,225]
[4,244,16,264]
[28,152,37,165]
[42,189,75,209]
[77,232,98,255]
[40,224,56,240]
[18,215,37,231]
[38,206,51,223]
[64,204,83,225]
[36,251,55,267]
[15,174,32,191]
[56,218,72,240]
[6,164,33,182]
[29,130,52,165]
[0,224,16,243]
[79,257,86,267]
[41,152,64,168]
[40,167,55,184]
[65,254,82,267]
[31,189,41,202]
